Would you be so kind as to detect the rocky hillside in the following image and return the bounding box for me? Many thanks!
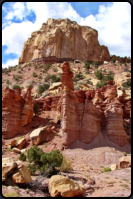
[2,18,131,197]
[19,18,110,64]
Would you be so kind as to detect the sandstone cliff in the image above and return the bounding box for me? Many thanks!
[19,18,110,64]
[2,87,33,139]
[57,62,130,150]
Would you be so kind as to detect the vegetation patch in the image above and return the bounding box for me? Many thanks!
[4,191,19,197]
[19,153,26,161]
[101,167,111,173]
[12,84,20,90]
[27,145,63,176]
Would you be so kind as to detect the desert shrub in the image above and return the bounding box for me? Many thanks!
[95,70,104,80]
[85,71,90,74]
[12,84,20,90]
[50,74,61,83]
[38,75,42,79]
[59,155,73,172]
[18,75,22,79]
[122,152,127,156]
[108,70,114,76]
[124,62,127,67]
[18,70,21,73]
[73,72,84,82]
[6,80,9,84]
[33,103,39,116]
[45,74,51,82]
[19,153,26,161]
[33,72,38,77]
[27,145,63,176]
[38,83,50,94]
[53,67,58,72]
[122,79,131,87]
[102,167,111,173]
[4,191,19,197]
[102,74,114,81]
[111,59,116,63]
[92,61,99,67]
[84,61,90,69]
[57,115,61,119]
[39,65,43,68]
[44,63,52,71]
[124,68,128,72]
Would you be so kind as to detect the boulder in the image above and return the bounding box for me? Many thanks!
[49,175,86,197]
[30,125,52,145]
[2,157,17,182]
[19,18,110,64]
[12,165,32,184]
[122,72,131,77]
[10,139,17,148]
[118,156,131,168]
[15,138,26,150]
[114,74,127,87]
[12,147,21,154]
[110,163,118,171]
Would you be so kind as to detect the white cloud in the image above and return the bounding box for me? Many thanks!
[2,58,19,69]
[5,2,25,20]
[80,2,131,57]
[2,2,131,67]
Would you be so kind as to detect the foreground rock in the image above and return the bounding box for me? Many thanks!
[30,125,52,145]
[2,87,33,139]
[49,175,86,197]
[19,18,110,64]
[2,158,17,182]
[12,165,32,184]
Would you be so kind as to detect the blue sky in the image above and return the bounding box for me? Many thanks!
[2,2,131,68]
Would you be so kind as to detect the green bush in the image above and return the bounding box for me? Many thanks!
[18,70,21,73]
[102,167,111,173]
[44,63,52,71]
[33,103,39,116]
[73,72,84,82]
[124,63,127,67]
[111,59,116,63]
[84,61,90,69]
[50,74,61,83]
[12,84,20,90]
[86,79,93,85]
[33,72,38,77]
[74,86,80,90]
[95,70,104,80]
[45,74,51,82]
[27,145,63,176]
[57,115,61,119]
[122,152,127,156]
[6,80,9,84]
[92,61,99,67]
[19,153,26,161]
[53,67,58,72]
[122,79,131,87]
[38,83,50,94]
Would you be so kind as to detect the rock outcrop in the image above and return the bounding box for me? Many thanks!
[58,62,130,151]
[49,175,86,197]
[2,87,33,139]
[30,125,52,145]
[19,18,110,64]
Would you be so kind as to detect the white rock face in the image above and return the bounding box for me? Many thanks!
[19,18,110,64]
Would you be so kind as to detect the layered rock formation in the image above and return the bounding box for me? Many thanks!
[19,18,110,64]
[2,87,33,139]
[58,62,130,150]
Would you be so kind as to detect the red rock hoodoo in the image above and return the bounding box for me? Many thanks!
[2,87,33,139]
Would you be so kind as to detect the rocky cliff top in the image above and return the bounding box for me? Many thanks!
[19,18,110,64]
